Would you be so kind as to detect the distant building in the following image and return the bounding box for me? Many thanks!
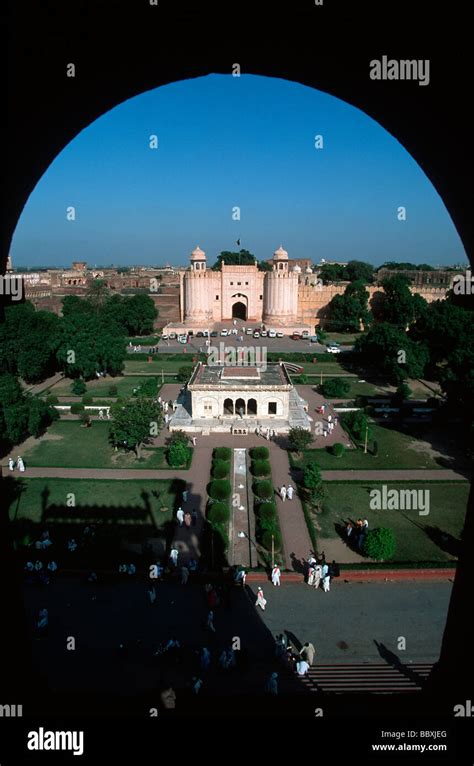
[376,268,462,288]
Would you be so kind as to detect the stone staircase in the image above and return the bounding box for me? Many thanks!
[288,388,312,430]
[281,662,433,695]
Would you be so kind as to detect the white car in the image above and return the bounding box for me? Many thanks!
[302,330,310,339]
[260,330,268,337]
[161,334,169,341]
[327,344,341,354]
[268,329,276,338]
[178,335,187,344]
[169,332,177,340]
[221,329,228,336]
[253,331,260,338]
[276,331,284,338]
[246,328,253,335]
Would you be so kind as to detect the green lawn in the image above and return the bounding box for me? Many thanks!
[49,376,165,398]
[21,421,192,470]
[290,424,449,471]
[124,358,199,374]
[318,481,469,562]
[323,332,362,345]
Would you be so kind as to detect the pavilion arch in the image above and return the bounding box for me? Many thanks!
[223,398,234,415]
[247,398,257,415]
[235,398,246,416]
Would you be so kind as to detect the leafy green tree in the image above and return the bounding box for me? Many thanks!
[26,396,58,438]
[168,441,191,467]
[212,250,256,270]
[302,462,325,508]
[342,410,373,443]
[121,294,157,335]
[109,397,163,459]
[71,379,87,395]
[167,430,189,447]
[322,378,350,397]
[355,323,428,383]
[177,366,193,383]
[0,303,60,383]
[56,312,125,379]
[379,275,425,327]
[86,280,110,312]
[328,280,371,332]
[318,263,345,283]
[288,426,313,453]
[345,261,374,283]
[362,528,396,560]
[136,377,159,398]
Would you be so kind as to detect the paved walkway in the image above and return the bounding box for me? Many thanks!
[320,469,469,481]
[22,372,64,395]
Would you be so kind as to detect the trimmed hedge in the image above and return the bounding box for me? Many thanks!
[70,403,84,414]
[208,479,232,501]
[250,459,271,477]
[213,447,232,461]
[250,446,270,460]
[262,529,282,552]
[212,460,230,479]
[331,442,345,457]
[82,394,94,405]
[362,528,396,561]
[252,480,274,500]
[207,502,230,525]
[322,377,350,397]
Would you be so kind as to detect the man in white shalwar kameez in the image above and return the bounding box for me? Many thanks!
[287,484,294,501]
[271,565,281,587]
[256,587,267,610]
[313,564,322,590]
[280,485,287,502]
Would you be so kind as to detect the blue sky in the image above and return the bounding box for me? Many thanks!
[10,74,467,269]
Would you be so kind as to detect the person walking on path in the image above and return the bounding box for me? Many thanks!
[279,485,287,502]
[148,586,157,604]
[256,587,267,611]
[176,508,184,527]
[181,566,189,585]
[17,456,25,472]
[271,565,281,587]
[299,642,316,666]
[266,672,278,694]
[206,610,216,633]
[8,457,15,471]
[287,484,294,501]
[200,647,211,671]
[169,547,179,568]
[313,564,322,590]
[322,574,331,592]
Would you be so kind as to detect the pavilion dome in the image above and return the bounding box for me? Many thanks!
[273,245,288,260]
[190,245,206,260]
[305,265,313,273]
[292,264,302,273]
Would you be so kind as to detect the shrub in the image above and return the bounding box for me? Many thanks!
[302,462,324,507]
[362,528,396,560]
[331,442,345,457]
[137,378,158,397]
[296,374,308,384]
[322,378,350,397]
[258,501,277,520]
[253,480,274,500]
[207,502,230,525]
[108,385,118,396]
[79,412,91,427]
[168,430,189,447]
[82,394,94,405]
[288,426,313,453]
[208,479,232,501]
[177,366,193,383]
[250,446,269,460]
[167,441,191,468]
[46,394,58,404]
[70,403,84,414]
[71,379,87,395]
[212,522,229,553]
[213,447,232,461]
[250,459,271,477]
[212,460,230,479]
[262,529,282,552]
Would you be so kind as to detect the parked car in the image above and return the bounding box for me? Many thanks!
[187,330,194,337]
[291,333,301,341]
[196,331,204,338]
[302,331,310,340]
[169,332,177,340]
[268,329,276,338]
[210,330,218,338]
[178,335,187,344]
[162,334,169,340]
[221,329,228,336]
[327,344,341,354]
[276,331,284,338]
[260,330,268,337]
[310,335,319,343]
[203,330,209,337]
[253,331,260,338]
[246,328,254,335]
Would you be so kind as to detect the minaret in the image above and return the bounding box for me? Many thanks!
[263,245,299,325]
[184,246,213,323]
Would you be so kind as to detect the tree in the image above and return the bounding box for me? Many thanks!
[167,430,189,447]
[362,528,396,560]
[0,373,56,445]
[121,294,157,335]
[71,379,87,395]
[355,323,428,383]
[0,303,60,383]
[345,261,374,283]
[167,441,191,468]
[328,280,371,332]
[318,263,345,283]
[288,426,313,453]
[109,397,163,459]
[26,395,58,437]
[177,366,193,383]
[86,280,110,312]
[342,410,373,444]
[302,462,325,508]
[212,250,256,270]
[322,378,350,397]
[379,275,425,327]
[56,312,125,379]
